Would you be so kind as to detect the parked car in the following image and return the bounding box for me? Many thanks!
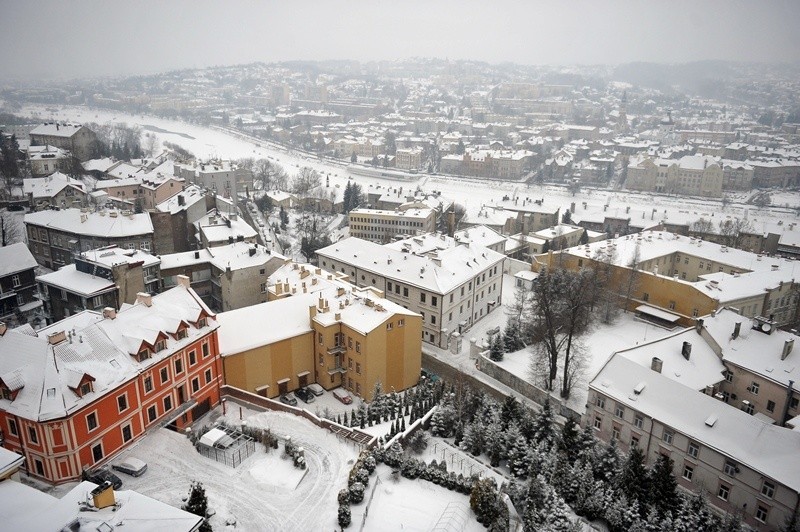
[420,369,440,383]
[112,457,147,477]
[295,387,315,404]
[280,393,298,406]
[307,383,324,396]
[333,388,353,404]
[83,467,123,490]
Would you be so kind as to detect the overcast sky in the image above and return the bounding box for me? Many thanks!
[1,0,799,82]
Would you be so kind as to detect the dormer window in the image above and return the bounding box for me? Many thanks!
[1,387,13,401]
[138,348,151,361]
[176,328,188,340]
[155,339,167,352]
[197,317,207,328]
[80,382,93,396]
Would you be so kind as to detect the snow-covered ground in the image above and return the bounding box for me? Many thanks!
[109,405,360,531]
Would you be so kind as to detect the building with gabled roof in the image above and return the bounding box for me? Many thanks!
[0,280,221,484]
[23,171,87,210]
[29,122,96,161]
[0,243,40,327]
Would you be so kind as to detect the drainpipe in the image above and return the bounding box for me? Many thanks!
[781,380,795,427]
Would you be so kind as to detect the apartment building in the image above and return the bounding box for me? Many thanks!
[217,262,422,399]
[195,210,258,248]
[23,172,87,210]
[160,242,285,312]
[316,237,505,349]
[29,123,97,161]
[395,147,424,170]
[348,208,436,243]
[94,174,184,211]
[626,155,723,197]
[0,281,221,484]
[37,246,161,323]
[24,209,154,269]
[440,149,534,179]
[588,353,799,531]
[534,231,800,327]
[0,243,40,327]
[27,145,72,177]
[174,160,251,200]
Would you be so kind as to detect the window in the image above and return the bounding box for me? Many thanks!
[717,483,730,501]
[318,333,323,345]
[663,430,673,444]
[687,442,699,458]
[202,343,210,358]
[743,401,755,415]
[164,395,172,411]
[356,341,361,353]
[611,426,620,440]
[191,377,200,393]
[723,461,737,477]
[11,275,20,288]
[175,358,183,374]
[767,400,776,413]
[614,405,625,418]
[144,376,153,393]
[147,405,157,422]
[86,412,98,432]
[593,416,602,429]
[160,367,169,384]
[189,350,197,366]
[432,296,437,307]
[155,339,166,352]
[762,480,775,499]
[386,322,393,330]
[631,435,640,448]
[756,506,769,524]
[8,418,18,436]
[80,382,92,396]
[198,317,207,328]
[724,370,733,383]
[356,363,361,374]
[748,382,759,395]
[138,348,151,361]
[92,443,103,463]
[387,282,393,291]
[28,427,38,444]
[792,397,799,410]
[668,300,676,310]
[205,369,212,384]
[595,396,605,409]
[634,415,643,429]
[403,287,408,297]
[431,315,436,325]
[121,424,132,443]
[420,293,426,303]
[398,319,405,327]
[682,464,694,481]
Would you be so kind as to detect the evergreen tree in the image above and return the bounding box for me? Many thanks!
[648,454,678,517]
[532,399,555,451]
[594,439,621,482]
[576,422,596,462]
[720,511,743,532]
[784,507,800,532]
[183,481,212,532]
[485,421,505,467]
[503,321,523,353]
[470,477,501,526]
[489,334,504,361]
[509,436,532,478]
[338,503,352,528]
[499,396,521,429]
[558,416,580,461]
[343,181,353,212]
[618,446,649,510]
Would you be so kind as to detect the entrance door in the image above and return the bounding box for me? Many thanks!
[278,381,288,395]
[299,374,308,388]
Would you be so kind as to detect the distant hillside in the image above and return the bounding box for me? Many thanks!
[613,61,736,96]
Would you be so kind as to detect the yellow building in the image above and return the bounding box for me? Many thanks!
[217,263,422,399]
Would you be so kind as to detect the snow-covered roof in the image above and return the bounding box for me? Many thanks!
[0,480,203,531]
[317,237,505,295]
[82,157,116,173]
[615,327,726,391]
[80,246,160,269]
[30,122,85,138]
[703,309,800,388]
[36,265,115,297]
[24,208,154,239]
[591,354,800,492]
[0,242,37,277]
[196,212,257,245]
[23,172,86,199]
[156,185,206,215]
[0,285,215,422]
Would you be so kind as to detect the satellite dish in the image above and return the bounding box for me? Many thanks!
[761,323,772,333]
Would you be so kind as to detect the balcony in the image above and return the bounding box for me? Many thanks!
[327,365,347,375]
[327,345,346,355]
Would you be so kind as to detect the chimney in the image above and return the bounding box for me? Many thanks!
[681,341,692,360]
[309,305,317,319]
[695,318,704,333]
[102,307,116,320]
[136,292,153,307]
[249,246,256,257]
[177,194,185,206]
[733,322,741,339]
[48,330,67,345]
[176,274,190,288]
[570,202,575,213]
[782,339,794,360]
[91,481,116,510]
[651,357,663,373]
[0,322,6,336]
[194,250,200,259]
[335,312,341,321]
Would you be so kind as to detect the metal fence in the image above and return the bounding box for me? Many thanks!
[196,425,256,468]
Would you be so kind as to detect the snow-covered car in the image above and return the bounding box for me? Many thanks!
[280,393,298,406]
[295,388,315,404]
[333,388,352,404]
[306,383,324,396]
[83,467,123,490]
[112,457,148,477]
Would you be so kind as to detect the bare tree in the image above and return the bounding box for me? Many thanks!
[0,211,25,247]
[591,245,619,324]
[292,167,321,196]
[272,164,289,191]
[718,217,753,249]
[691,217,715,234]
[623,241,641,313]
[528,267,597,397]
[144,133,159,157]
[252,158,271,191]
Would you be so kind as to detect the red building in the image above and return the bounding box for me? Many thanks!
[0,277,221,484]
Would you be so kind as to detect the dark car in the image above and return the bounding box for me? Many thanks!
[279,393,298,406]
[420,369,440,383]
[111,457,147,477]
[295,387,316,404]
[83,467,123,490]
